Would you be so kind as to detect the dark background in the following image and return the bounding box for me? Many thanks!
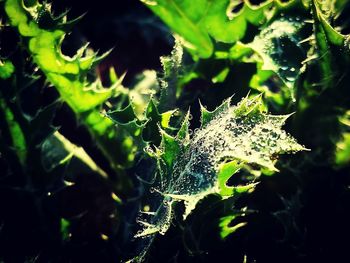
[55,0,173,84]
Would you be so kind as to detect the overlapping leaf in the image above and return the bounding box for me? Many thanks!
[3,0,130,171]
[142,0,273,58]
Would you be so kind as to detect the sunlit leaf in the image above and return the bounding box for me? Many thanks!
[0,59,15,79]
[142,0,273,58]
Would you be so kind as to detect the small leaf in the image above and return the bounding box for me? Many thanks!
[0,60,15,79]
[0,97,27,165]
[219,214,247,239]
[60,218,71,241]
[159,128,181,168]
[107,103,138,124]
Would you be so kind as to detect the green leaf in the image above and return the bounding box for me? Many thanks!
[41,131,108,178]
[142,0,213,58]
[200,96,231,127]
[217,160,256,197]
[0,60,15,79]
[106,98,177,165]
[142,0,273,58]
[204,0,273,44]
[335,111,350,167]
[143,99,176,145]
[0,97,27,165]
[159,128,181,168]
[107,103,139,125]
[177,110,191,141]
[313,0,346,46]
[60,218,71,241]
[335,132,350,167]
[106,103,147,166]
[4,0,135,174]
[219,214,247,239]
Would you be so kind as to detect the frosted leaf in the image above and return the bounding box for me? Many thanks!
[249,16,308,100]
[132,95,306,261]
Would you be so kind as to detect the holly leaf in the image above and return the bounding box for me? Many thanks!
[4,0,129,172]
[132,95,306,261]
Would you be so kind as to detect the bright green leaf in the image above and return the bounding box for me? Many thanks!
[0,60,15,79]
